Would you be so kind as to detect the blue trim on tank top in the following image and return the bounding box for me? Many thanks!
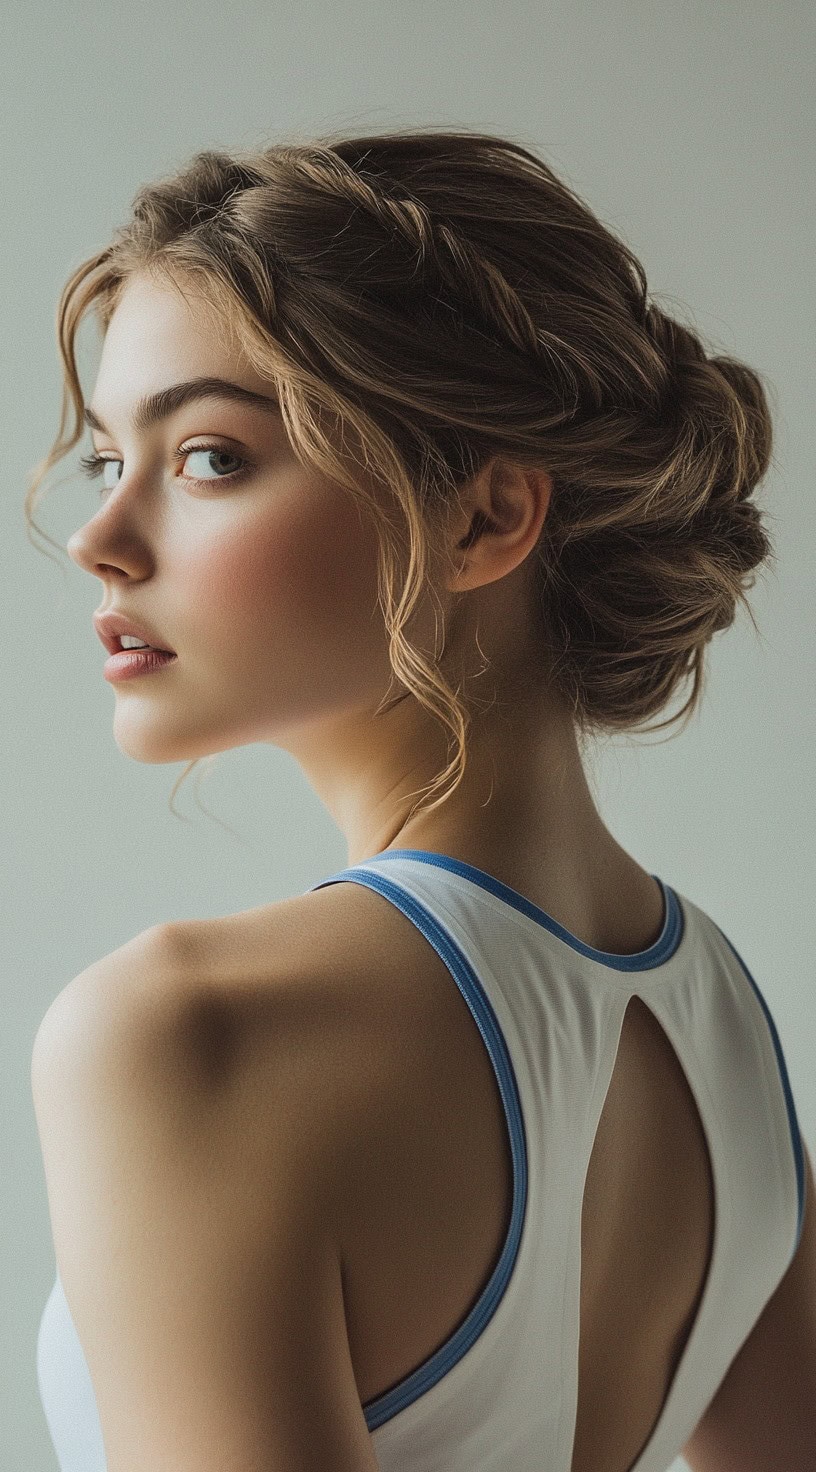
[308,849,804,1425]
[710,923,806,1261]
[307,865,529,1432]
[316,847,683,972]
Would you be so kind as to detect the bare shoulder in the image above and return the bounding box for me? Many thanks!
[172,878,472,1138]
[33,877,448,1152]
[31,922,180,1090]
[31,888,399,1289]
[158,877,462,1047]
[32,877,490,1278]
[30,903,390,1470]
[31,885,353,1069]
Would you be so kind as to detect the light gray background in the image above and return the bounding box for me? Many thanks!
[3,2,814,1467]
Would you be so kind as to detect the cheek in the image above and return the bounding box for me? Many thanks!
[191,495,387,672]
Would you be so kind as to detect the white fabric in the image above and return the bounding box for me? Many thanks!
[37,850,805,1472]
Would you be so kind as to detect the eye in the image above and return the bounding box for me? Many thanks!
[177,445,249,483]
[77,442,252,496]
[78,453,123,493]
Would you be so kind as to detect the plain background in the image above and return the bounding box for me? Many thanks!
[3,2,814,1467]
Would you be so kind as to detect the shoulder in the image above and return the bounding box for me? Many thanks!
[31,922,180,1098]
[31,880,476,1254]
[30,907,389,1469]
[31,883,433,1194]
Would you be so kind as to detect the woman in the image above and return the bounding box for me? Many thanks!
[30,127,814,1472]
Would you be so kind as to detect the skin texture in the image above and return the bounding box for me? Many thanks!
[66,270,634,882]
[68,272,627,865]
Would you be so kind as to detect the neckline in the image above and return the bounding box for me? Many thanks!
[350,847,683,973]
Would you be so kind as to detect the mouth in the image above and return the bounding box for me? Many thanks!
[92,607,178,657]
[102,646,178,682]
[112,638,175,655]
[94,623,177,657]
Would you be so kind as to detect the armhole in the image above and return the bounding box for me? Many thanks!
[712,921,806,1260]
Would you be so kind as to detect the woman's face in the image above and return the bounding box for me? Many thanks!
[67,272,404,770]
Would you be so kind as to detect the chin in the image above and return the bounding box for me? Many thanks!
[111,712,245,765]
[113,736,190,764]
[112,722,208,765]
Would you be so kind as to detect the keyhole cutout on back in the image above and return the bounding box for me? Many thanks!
[570,994,717,1472]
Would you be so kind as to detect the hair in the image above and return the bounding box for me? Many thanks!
[25,123,778,828]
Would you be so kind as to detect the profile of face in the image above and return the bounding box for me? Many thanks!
[67,273,407,769]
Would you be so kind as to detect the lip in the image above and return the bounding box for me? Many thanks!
[93,610,176,656]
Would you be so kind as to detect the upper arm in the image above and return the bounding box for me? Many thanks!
[31,928,379,1472]
[681,1139,816,1472]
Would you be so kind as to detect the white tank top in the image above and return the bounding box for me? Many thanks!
[37,849,805,1472]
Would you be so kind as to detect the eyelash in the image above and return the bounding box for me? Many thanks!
[77,442,253,495]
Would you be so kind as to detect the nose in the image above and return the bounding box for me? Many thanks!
[66,521,113,576]
[66,525,89,567]
[66,509,149,582]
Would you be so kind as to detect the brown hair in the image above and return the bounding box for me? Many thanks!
[25,124,778,825]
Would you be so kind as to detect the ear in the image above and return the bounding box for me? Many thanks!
[446,457,553,593]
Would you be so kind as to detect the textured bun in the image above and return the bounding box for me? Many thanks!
[534,300,776,743]
[27,125,778,821]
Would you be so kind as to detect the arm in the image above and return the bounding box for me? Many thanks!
[681,1139,816,1472]
[31,926,380,1472]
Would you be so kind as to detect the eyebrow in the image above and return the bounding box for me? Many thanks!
[84,376,280,435]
